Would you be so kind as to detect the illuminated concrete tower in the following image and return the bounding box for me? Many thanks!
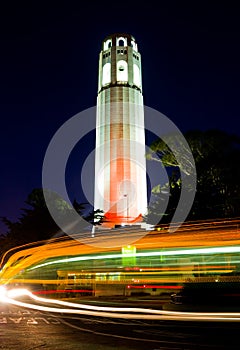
[94,33,147,226]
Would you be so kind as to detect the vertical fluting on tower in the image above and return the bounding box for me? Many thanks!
[94,34,147,226]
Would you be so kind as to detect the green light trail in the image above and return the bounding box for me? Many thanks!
[28,245,240,271]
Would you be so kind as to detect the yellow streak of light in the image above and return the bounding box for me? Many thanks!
[1,219,240,284]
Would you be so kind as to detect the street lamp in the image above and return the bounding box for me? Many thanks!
[124,194,129,224]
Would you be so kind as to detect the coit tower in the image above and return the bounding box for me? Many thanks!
[94,33,147,226]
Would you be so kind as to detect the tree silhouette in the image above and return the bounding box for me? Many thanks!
[0,189,106,257]
[145,130,240,223]
[1,189,60,247]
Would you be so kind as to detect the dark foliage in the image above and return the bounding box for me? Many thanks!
[145,130,240,224]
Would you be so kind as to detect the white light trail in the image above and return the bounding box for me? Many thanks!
[0,286,6,298]
[1,287,240,322]
[28,245,240,271]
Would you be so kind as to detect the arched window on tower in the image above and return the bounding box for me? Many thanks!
[102,63,111,86]
[117,60,128,82]
[117,37,127,47]
[131,40,138,52]
[133,64,141,87]
[103,39,112,51]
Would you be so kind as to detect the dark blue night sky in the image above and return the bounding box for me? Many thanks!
[0,2,239,233]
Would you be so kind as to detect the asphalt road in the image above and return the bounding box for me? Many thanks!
[1,303,240,350]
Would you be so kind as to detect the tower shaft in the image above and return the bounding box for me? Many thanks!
[94,34,147,226]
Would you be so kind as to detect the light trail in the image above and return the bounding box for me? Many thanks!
[1,219,240,283]
[1,287,240,322]
[1,219,240,313]
[27,245,240,271]
[0,285,7,298]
